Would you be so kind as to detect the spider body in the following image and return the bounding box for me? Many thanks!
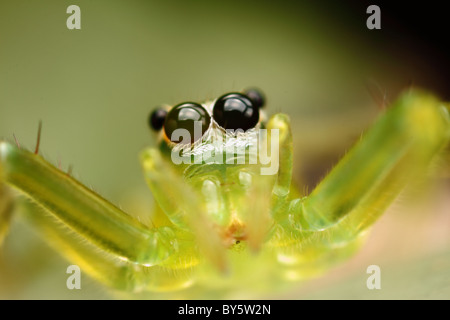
[0,89,449,298]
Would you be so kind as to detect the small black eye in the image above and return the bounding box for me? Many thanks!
[213,93,259,131]
[244,88,265,109]
[164,102,211,144]
[149,108,168,131]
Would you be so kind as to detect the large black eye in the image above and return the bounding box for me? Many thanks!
[149,108,168,131]
[164,102,211,144]
[213,93,259,131]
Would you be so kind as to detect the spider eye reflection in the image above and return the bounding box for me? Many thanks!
[213,93,260,131]
[164,102,211,144]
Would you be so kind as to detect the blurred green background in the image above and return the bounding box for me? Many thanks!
[0,0,449,299]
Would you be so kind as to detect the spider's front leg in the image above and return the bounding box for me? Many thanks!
[298,90,449,234]
[17,199,194,292]
[276,90,449,278]
[0,141,176,267]
[0,183,14,245]
[264,90,449,280]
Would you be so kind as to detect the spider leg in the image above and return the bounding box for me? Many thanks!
[140,148,227,272]
[267,114,294,200]
[17,199,194,293]
[264,113,297,224]
[293,89,450,235]
[236,113,294,252]
[271,90,449,280]
[0,141,175,266]
[0,184,14,245]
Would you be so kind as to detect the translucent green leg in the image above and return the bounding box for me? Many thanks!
[242,114,293,251]
[294,90,450,234]
[140,148,227,272]
[272,90,449,280]
[264,113,295,225]
[19,200,194,293]
[267,113,293,199]
[0,184,14,245]
[0,141,175,266]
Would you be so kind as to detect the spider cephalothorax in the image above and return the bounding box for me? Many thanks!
[146,89,276,249]
[0,88,449,298]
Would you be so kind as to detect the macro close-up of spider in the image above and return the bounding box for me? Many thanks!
[1,87,449,299]
[1,1,450,301]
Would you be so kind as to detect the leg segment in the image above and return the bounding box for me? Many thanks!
[0,184,14,245]
[264,113,298,226]
[140,148,227,272]
[267,113,294,200]
[19,200,194,293]
[0,141,175,266]
[294,89,450,234]
[272,90,449,280]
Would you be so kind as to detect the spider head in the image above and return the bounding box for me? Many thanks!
[148,89,279,245]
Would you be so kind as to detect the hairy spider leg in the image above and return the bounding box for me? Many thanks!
[0,141,176,266]
[264,113,297,222]
[16,199,195,293]
[299,90,449,233]
[242,113,294,251]
[273,90,450,280]
[0,184,14,245]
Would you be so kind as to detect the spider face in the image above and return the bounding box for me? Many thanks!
[148,89,273,244]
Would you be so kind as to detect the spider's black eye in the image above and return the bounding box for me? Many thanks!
[149,108,168,131]
[243,88,265,109]
[213,93,259,131]
[164,102,211,144]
